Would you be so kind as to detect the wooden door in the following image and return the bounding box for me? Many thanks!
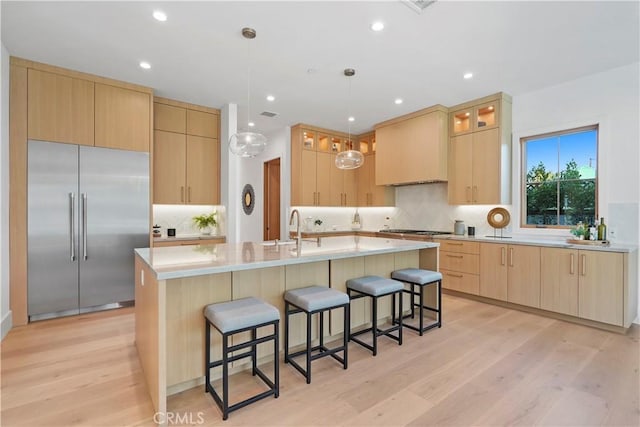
[578,251,623,325]
[187,109,218,138]
[263,158,281,241]
[472,127,501,204]
[27,69,94,146]
[479,243,508,300]
[370,153,394,206]
[95,83,150,152]
[153,131,186,204]
[186,135,217,204]
[507,245,541,308]
[343,168,358,207]
[448,133,473,204]
[154,103,186,133]
[315,152,332,206]
[357,156,372,206]
[540,247,579,316]
[300,150,317,206]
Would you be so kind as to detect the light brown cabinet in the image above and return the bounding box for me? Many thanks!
[541,247,625,325]
[479,243,540,308]
[375,105,448,186]
[95,83,151,152]
[291,125,355,206]
[448,93,511,205]
[356,133,394,207]
[437,240,480,295]
[153,98,220,205]
[27,69,94,146]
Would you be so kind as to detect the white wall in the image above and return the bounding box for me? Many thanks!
[236,126,290,242]
[1,42,12,339]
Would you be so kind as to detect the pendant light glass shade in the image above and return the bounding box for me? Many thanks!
[335,149,364,169]
[229,27,267,158]
[229,131,268,158]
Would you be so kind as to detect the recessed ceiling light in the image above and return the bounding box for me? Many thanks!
[463,72,473,79]
[266,95,275,102]
[370,21,385,32]
[139,61,151,70]
[348,117,355,122]
[394,98,403,105]
[152,10,167,22]
[248,122,255,127]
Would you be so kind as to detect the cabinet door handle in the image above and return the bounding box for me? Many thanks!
[581,254,586,276]
[317,192,320,205]
[446,254,463,259]
[570,253,575,275]
[446,242,463,246]
[473,186,478,203]
[465,186,471,203]
[180,186,185,203]
[446,273,463,278]
[509,247,514,267]
[500,247,506,266]
[188,186,192,203]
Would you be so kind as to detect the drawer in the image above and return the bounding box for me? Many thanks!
[436,239,479,254]
[440,252,479,274]
[154,238,225,247]
[441,270,479,295]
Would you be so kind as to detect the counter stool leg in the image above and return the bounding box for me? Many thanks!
[251,328,258,375]
[438,280,442,327]
[419,284,424,336]
[222,333,229,420]
[391,292,396,327]
[274,321,280,398]
[319,310,325,349]
[204,321,211,392]
[306,311,312,384]
[372,296,378,356]
[343,304,349,369]
[411,283,416,319]
[284,302,290,364]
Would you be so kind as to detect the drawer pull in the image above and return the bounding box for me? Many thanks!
[446,254,463,259]
[446,273,464,278]
[509,247,514,267]
[570,253,575,275]
[581,254,586,276]
[500,247,506,266]
[446,242,463,246]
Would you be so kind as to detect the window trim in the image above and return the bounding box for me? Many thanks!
[520,124,599,229]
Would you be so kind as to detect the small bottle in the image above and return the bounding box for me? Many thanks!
[584,222,592,240]
[589,223,597,241]
[598,217,607,240]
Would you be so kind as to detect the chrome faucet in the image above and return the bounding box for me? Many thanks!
[289,209,301,248]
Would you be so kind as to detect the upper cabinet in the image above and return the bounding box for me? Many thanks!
[356,132,394,207]
[374,105,448,186]
[25,64,152,152]
[448,93,512,205]
[153,97,220,205]
[95,83,151,152]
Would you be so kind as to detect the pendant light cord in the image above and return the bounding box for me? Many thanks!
[347,73,352,145]
[246,37,251,128]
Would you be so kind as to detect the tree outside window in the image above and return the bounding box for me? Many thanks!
[522,126,598,227]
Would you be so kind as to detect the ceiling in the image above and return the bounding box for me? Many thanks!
[2,1,639,136]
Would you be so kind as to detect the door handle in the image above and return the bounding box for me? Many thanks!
[473,186,478,203]
[188,186,192,203]
[509,247,514,267]
[465,186,471,202]
[317,192,320,205]
[581,254,586,276]
[500,247,506,266]
[180,186,185,203]
[570,253,575,275]
[82,193,88,260]
[69,192,76,261]
[446,254,463,259]
[446,273,463,278]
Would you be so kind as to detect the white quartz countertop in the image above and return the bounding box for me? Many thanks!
[434,234,637,253]
[136,236,438,280]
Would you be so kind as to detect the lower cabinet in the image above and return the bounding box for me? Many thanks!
[438,240,480,295]
[479,243,540,308]
[154,237,225,247]
[541,247,624,325]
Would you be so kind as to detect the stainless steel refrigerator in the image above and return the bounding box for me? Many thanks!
[28,140,149,321]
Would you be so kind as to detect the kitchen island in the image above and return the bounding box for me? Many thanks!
[134,236,439,415]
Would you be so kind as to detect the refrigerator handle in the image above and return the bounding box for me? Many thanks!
[69,192,76,261]
[82,193,88,260]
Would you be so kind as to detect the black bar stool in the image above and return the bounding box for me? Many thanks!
[346,275,403,356]
[204,297,280,420]
[284,285,350,384]
[391,268,442,335]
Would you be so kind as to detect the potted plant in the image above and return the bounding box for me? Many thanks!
[193,212,217,235]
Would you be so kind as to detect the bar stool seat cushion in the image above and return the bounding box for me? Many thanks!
[392,268,443,285]
[204,297,280,334]
[346,276,403,296]
[285,286,349,312]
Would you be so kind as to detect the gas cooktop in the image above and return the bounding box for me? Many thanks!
[380,229,453,235]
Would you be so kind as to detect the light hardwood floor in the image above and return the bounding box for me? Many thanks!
[1,295,638,426]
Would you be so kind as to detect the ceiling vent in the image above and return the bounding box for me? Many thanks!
[260,111,278,117]
[401,0,437,14]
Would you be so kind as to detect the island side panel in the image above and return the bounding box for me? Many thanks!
[284,261,329,347]
[165,272,232,390]
[363,253,396,319]
[419,247,440,309]
[329,256,365,335]
[232,266,286,367]
[134,255,166,415]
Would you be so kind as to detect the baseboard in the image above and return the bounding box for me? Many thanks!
[1,310,12,341]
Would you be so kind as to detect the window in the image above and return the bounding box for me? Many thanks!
[521,125,598,228]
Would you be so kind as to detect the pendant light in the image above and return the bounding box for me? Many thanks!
[229,27,267,158]
[335,68,364,170]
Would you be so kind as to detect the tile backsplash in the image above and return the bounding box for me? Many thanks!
[153,205,226,237]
